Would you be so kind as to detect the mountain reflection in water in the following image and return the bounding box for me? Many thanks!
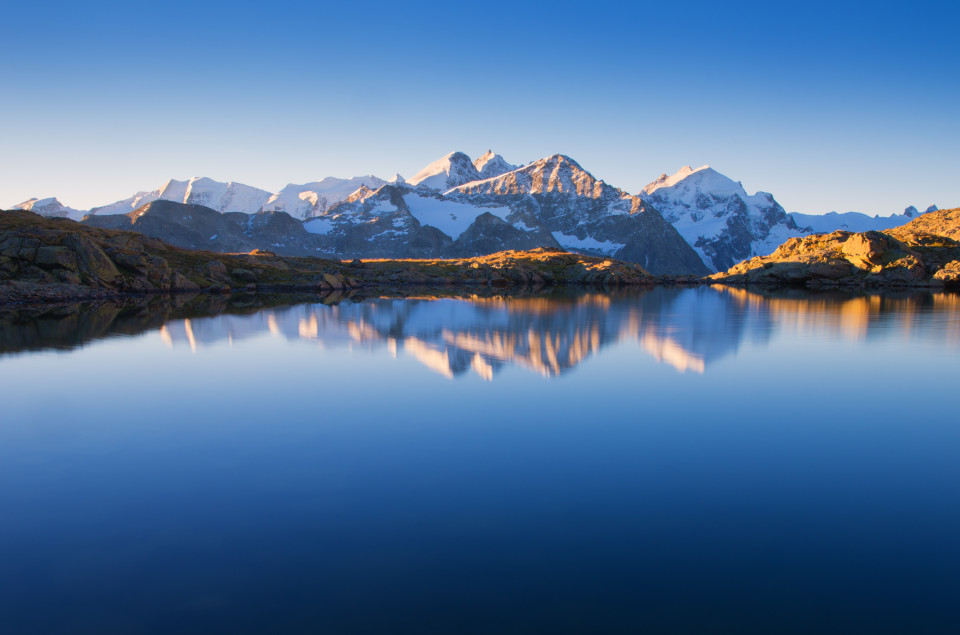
[4,286,959,378]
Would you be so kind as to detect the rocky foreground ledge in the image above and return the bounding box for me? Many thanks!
[0,210,665,304]
[710,207,960,288]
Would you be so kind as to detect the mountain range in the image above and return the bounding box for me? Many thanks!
[9,151,940,275]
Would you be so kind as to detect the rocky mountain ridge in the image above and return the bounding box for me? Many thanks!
[9,152,941,275]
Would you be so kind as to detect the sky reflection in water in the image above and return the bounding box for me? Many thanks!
[1,287,959,633]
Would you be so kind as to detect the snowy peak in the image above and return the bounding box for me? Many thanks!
[12,197,84,220]
[388,173,406,184]
[90,177,272,217]
[641,165,748,198]
[642,165,705,194]
[184,178,272,214]
[408,151,482,190]
[473,150,518,180]
[263,175,389,220]
[639,164,796,272]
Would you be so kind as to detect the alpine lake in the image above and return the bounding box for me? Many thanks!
[2,285,959,634]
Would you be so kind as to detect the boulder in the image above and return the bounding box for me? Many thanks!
[933,260,960,285]
[64,234,121,284]
[35,246,78,271]
[842,231,895,268]
[206,260,229,280]
[230,268,257,283]
[323,273,346,289]
[171,271,200,291]
[0,237,21,258]
[113,251,149,271]
[17,238,41,262]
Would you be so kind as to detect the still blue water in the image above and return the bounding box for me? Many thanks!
[1,287,959,633]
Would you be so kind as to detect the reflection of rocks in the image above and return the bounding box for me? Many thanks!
[715,285,960,345]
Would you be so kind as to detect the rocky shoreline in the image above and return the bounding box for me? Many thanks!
[1,210,678,305]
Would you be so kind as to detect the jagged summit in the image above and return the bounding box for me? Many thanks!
[473,151,518,180]
[408,151,482,190]
[452,154,610,198]
[905,204,938,217]
[388,173,406,184]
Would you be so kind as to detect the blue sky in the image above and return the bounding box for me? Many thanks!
[2,0,957,214]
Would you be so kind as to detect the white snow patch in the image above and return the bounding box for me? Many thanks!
[406,197,510,239]
[550,232,624,256]
[304,217,336,235]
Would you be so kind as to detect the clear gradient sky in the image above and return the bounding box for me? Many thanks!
[3,0,957,215]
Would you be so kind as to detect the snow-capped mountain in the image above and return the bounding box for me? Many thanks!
[89,177,273,217]
[448,154,706,272]
[640,166,804,272]
[10,150,940,276]
[790,205,938,234]
[473,150,518,180]
[301,180,556,259]
[296,153,709,274]
[262,175,390,220]
[12,197,84,221]
[407,152,483,190]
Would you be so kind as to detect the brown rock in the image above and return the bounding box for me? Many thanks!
[933,260,960,285]
[841,231,894,268]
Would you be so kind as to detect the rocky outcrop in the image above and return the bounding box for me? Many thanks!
[710,208,960,288]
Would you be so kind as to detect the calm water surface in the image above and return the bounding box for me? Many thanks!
[2,287,960,633]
